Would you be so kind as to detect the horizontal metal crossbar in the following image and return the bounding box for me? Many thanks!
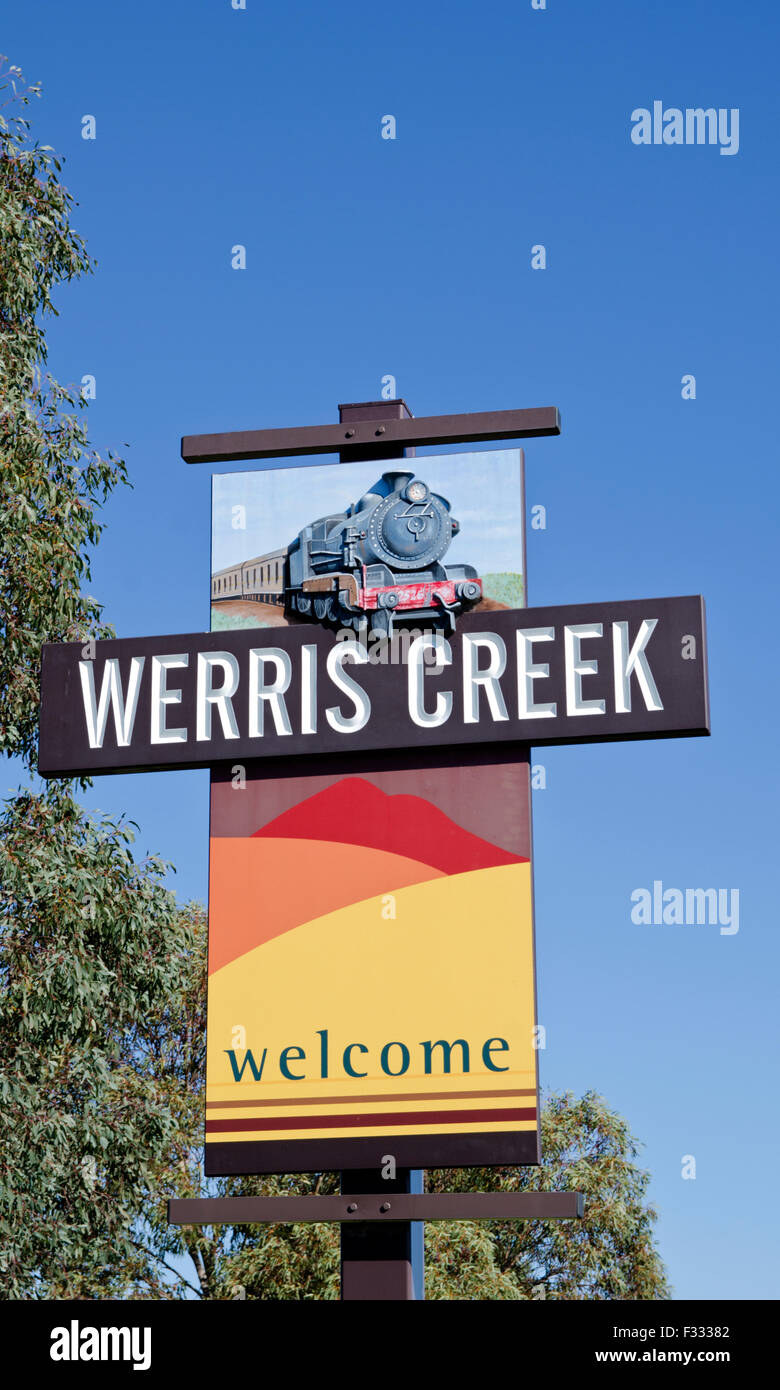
[167,1191,584,1225]
[181,406,561,464]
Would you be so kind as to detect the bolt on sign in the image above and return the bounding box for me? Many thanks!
[37,439,710,1178]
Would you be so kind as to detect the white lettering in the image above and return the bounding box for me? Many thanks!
[462,632,509,725]
[564,624,605,716]
[196,652,240,741]
[516,627,556,718]
[50,1319,151,1371]
[79,657,145,749]
[326,642,371,732]
[301,644,317,734]
[50,1327,69,1361]
[407,634,453,728]
[150,654,188,744]
[248,648,292,737]
[612,619,663,713]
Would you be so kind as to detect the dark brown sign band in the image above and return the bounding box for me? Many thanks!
[38,595,709,777]
[204,1129,542,1177]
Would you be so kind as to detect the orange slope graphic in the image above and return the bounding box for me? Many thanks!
[208,836,444,975]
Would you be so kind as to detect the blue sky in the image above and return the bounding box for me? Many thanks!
[3,0,778,1300]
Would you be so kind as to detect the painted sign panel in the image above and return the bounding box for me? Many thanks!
[210,449,526,639]
[204,451,538,1173]
[37,595,709,777]
[204,750,540,1175]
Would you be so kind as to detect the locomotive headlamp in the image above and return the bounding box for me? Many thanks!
[404,480,428,503]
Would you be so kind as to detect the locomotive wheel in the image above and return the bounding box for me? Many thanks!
[295,594,312,614]
[314,595,334,621]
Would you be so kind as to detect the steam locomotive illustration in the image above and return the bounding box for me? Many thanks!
[211,470,483,637]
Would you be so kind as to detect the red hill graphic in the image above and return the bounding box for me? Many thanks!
[252,777,525,875]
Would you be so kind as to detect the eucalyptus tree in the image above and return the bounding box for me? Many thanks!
[0,57,125,771]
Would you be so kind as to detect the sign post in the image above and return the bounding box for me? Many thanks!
[38,397,710,1302]
[336,398,423,1302]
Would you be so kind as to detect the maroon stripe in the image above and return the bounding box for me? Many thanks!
[206,1106,537,1134]
[206,1087,536,1110]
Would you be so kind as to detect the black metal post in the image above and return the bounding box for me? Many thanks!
[340,1167,424,1301]
[337,396,424,1302]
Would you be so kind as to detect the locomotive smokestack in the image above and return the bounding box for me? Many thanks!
[382,471,415,493]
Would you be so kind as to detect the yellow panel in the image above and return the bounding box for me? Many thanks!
[206,862,537,1144]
